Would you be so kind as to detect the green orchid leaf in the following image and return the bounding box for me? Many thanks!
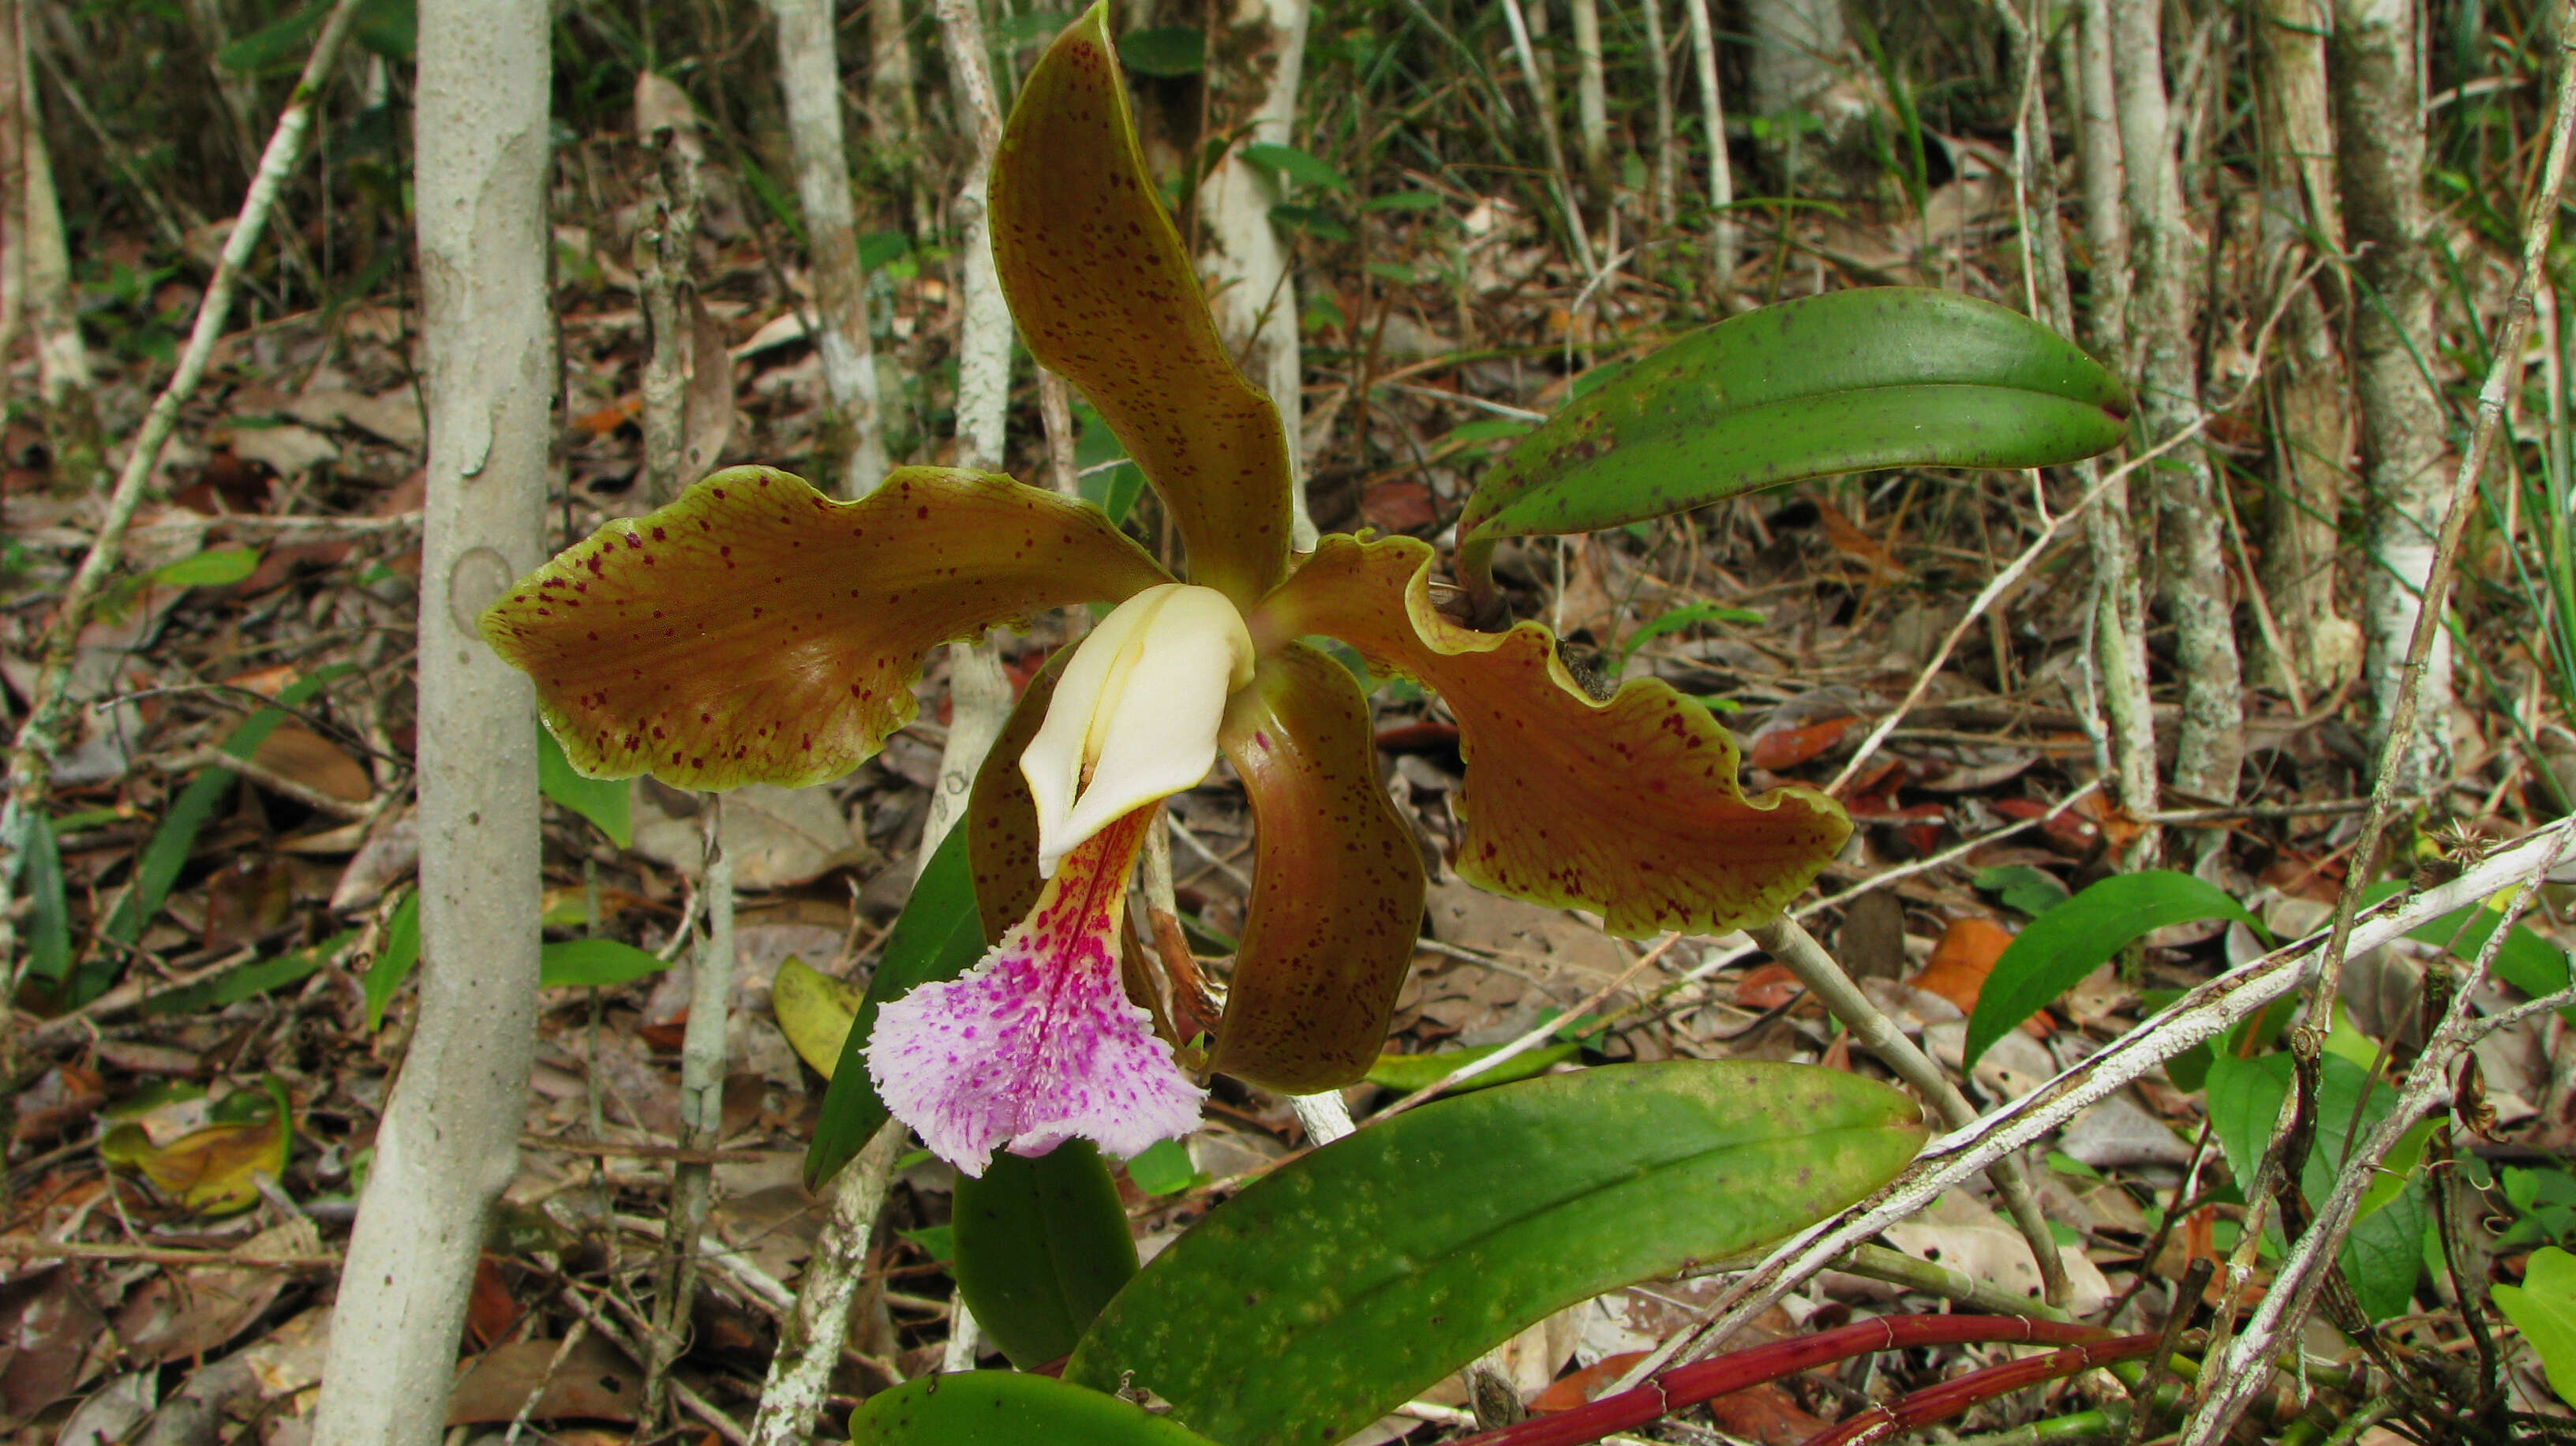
[1454,288,2133,599]
[538,725,632,846]
[849,1371,1219,1445]
[1065,1062,1926,1446]
[2496,1246,2576,1408]
[954,1142,1140,1369]
[806,821,990,1189]
[1964,871,2265,1069]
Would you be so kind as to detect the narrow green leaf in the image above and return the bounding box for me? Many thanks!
[142,932,355,1017]
[24,814,70,984]
[365,890,421,1031]
[954,1143,1140,1369]
[151,548,262,588]
[2496,1246,2576,1408]
[1238,142,1348,193]
[1065,1062,1926,1446]
[849,1371,1219,1445]
[1362,1040,1579,1093]
[1361,191,1444,212]
[1964,871,2265,1069]
[538,938,672,989]
[1117,24,1203,75]
[1455,289,2132,597]
[1975,864,2071,920]
[806,821,990,1188]
[1613,600,1765,671]
[95,670,349,1002]
[538,725,633,847]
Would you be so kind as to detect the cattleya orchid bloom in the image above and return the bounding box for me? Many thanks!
[480,6,1848,1178]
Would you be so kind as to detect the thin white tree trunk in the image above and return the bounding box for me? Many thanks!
[1745,0,1846,178]
[2109,0,2241,805]
[1568,0,1608,185]
[2057,0,2157,847]
[2335,0,2451,789]
[0,0,25,372]
[1198,0,1316,546]
[1680,0,1736,297]
[2256,0,2361,697]
[1640,0,1676,231]
[769,0,889,498]
[312,0,550,1437]
[742,1122,907,1446]
[20,74,81,409]
[934,0,1008,476]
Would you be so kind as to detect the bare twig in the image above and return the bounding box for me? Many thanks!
[2179,826,2575,1445]
[1750,916,2069,1306]
[746,1119,908,1446]
[645,810,732,1425]
[0,1236,339,1270]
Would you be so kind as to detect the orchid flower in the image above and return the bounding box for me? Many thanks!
[479,6,1848,1178]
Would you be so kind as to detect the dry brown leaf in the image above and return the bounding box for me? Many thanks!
[248,725,373,804]
[1908,916,2015,1016]
[445,1335,642,1425]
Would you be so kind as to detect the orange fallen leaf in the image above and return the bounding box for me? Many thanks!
[575,395,644,438]
[1909,916,2016,1015]
[1750,717,1858,771]
[1531,1350,1652,1413]
[1816,505,1908,582]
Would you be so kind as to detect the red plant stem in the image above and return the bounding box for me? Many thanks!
[1454,1316,2118,1446]
[1799,1332,2163,1446]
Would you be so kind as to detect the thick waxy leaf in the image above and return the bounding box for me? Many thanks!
[2496,1246,2576,1408]
[1455,289,2134,599]
[849,1370,1219,1445]
[953,1142,1140,1369]
[993,6,1293,607]
[806,820,989,1188]
[1963,871,2264,1069]
[537,725,632,845]
[1211,642,1427,1092]
[1256,536,1848,937]
[480,466,1168,792]
[1065,1062,1926,1446]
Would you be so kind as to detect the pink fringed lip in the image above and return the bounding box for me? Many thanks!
[864,808,1206,1178]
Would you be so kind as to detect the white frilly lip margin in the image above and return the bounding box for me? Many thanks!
[1021,583,1255,876]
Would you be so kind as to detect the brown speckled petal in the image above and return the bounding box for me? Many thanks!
[992,6,1293,608]
[1211,642,1426,1093]
[1253,536,1850,938]
[967,654,1059,944]
[477,466,1170,792]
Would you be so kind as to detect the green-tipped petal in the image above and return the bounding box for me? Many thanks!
[478,466,1170,792]
[994,7,1293,606]
[1211,643,1428,1093]
[1256,537,1849,938]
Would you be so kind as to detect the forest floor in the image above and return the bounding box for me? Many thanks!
[6,55,2576,1446]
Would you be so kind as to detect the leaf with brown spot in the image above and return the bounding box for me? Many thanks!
[992,8,1292,607]
[1256,535,1848,938]
[479,466,1170,792]
[1211,642,1427,1092]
